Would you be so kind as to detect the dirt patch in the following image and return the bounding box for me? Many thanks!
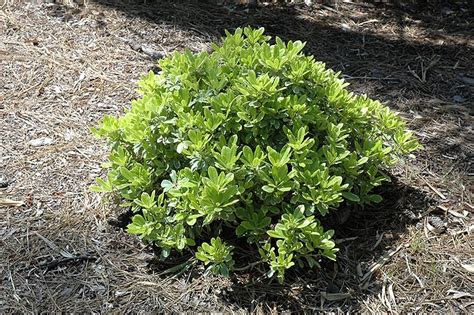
[1,0,472,312]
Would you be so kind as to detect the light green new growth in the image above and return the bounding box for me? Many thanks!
[92,27,421,282]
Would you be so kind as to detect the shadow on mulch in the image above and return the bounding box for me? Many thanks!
[214,178,436,312]
[85,0,468,311]
[87,0,473,173]
[89,0,473,103]
[108,177,437,312]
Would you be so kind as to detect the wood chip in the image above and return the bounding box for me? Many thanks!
[423,179,447,199]
[460,264,474,273]
[448,209,468,218]
[449,225,474,236]
[321,292,351,301]
[29,137,54,147]
[361,243,408,282]
[447,289,473,299]
[370,232,384,251]
[0,198,25,207]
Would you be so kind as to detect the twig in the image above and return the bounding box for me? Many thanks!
[420,177,447,200]
[342,75,399,81]
[449,225,474,236]
[361,243,409,282]
[343,1,372,8]
[8,270,20,302]
[408,65,423,83]
[233,260,264,271]
[320,5,339,14]
[370,232,384,251]
[39,256,97,272]
[17,75,52,98]
[357,19,379,26]
[335,236,358,244]
[0,198,24,207]
[158,260,195,277]
[403,254,424,288]
[463,202,474,211]
[421,56,440,83]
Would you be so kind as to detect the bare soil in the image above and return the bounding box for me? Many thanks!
[1,0,473,313]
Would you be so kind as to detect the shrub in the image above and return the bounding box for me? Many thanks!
[92,27,421,282]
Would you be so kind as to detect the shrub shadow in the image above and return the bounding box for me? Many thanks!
[217,177,436,312]
[85,0,472,175]
[89,0,473,105]
[85,0,467,311]
[123,176,437,311]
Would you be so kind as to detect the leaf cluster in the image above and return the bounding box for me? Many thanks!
[92,27,420,282]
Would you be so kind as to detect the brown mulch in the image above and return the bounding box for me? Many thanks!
[1,0,472,312]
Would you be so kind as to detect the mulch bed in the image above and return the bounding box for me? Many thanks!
[1,0,472,312]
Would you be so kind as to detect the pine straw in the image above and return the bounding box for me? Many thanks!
[1,0,473,313]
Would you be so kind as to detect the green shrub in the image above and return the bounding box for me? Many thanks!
[92,27,420,282]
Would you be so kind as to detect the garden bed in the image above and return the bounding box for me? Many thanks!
[1,0,472,312]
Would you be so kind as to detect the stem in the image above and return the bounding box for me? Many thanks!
[233,260,264,271]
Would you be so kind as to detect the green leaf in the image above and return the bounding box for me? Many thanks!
[341,191,360,202]
[357,156,369,165]
[127,215,146,234]
[236,225,246,236]
[262,185,275,193]
[92,27,421,283]
[90,177,113,193]
[368,194,383,203]
[161,248,171,259]
[177,142,188,153]
[161,180,174,192]
[267,230,285,239]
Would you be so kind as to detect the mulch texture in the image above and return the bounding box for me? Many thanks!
[1,0,472,312]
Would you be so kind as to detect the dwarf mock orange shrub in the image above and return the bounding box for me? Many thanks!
[92,27,420,282]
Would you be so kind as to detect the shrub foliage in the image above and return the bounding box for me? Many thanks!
[92,27,420,282]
